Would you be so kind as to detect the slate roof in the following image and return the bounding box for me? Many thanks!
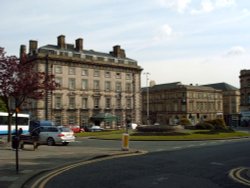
[141,82,182,92]
[39,44,137,62]
[202,82,238,91]
[141,82,221,92]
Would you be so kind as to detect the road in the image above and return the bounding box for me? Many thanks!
[74,137,249,152]
[35,138,250,188]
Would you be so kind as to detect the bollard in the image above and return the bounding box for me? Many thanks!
[122,133,129,151]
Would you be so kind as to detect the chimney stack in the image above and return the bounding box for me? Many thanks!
[29,40,38,54]
[113,45,121,57]
[20,45,26,63]
[112,45,126,58]
[57,35,66,49]
[75,38,83,52]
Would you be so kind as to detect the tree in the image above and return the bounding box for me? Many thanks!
[0,47,57,142]
[0,97,7,111]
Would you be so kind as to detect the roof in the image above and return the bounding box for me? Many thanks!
[202,82,238,91]
[141,82,220,92]
[39,44,137,62]
[141,82,182,92]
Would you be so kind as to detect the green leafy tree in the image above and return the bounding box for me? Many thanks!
[0,97,7,111]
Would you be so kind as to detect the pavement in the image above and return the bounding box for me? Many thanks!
[1,129,250,188]
[0,137,140,188]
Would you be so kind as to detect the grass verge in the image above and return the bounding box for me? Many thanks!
[75,129,250,141]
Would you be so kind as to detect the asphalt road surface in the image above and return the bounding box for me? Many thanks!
[42,139,250,188]
[75,137,250,152]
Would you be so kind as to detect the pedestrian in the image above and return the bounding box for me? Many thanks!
[18,128,23,136]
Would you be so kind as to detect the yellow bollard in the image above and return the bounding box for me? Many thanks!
[122,133,129,151]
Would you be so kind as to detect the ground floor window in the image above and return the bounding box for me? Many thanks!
[54,116,62,126]
[80,115,89,126]
[68,116,76,125]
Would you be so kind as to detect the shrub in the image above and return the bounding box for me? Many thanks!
[179,118,192,126]
[205,118,227,130]
[132,132,189,136]
[195,118,228,130]
[136,125,184,132]
[196,122,214,130]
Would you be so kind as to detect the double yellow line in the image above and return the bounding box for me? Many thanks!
[229,167,250,186]
[30,151,147,188]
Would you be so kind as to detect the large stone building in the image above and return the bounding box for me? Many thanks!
[240,70,250,111]
[203,82,240,126]
[239,69,250,125]
[21,35,143,128]
[141,82,223,125]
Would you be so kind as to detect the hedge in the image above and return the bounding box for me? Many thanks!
[195,118,228,130]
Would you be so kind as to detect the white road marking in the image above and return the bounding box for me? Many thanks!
[173,147,182,149]
[210,162,224,166]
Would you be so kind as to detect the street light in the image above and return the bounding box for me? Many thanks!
[14,99,19,174]
[144,72,150,125]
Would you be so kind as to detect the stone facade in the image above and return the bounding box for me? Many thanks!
[239,69,250,126]
[240,69,250,112]
[203,83,240,126]
[141,82,223,125]
[21,35,143,128]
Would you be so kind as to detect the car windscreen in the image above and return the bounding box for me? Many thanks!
[59,127,71,132]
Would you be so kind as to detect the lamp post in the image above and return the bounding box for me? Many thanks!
[144,72,150,125]
[14,99,19,173]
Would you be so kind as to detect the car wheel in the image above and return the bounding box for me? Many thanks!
[62,142,69,146]
[47,137,55,146]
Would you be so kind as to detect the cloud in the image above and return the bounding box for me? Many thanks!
[226,46,246,56]
[153,24,173,41]
[160,24,173,36]
[202,0,214,12]
[157,0,235,14]
[191,0,235,15]
[153,24,183,42]
[158,0,191,13]
[215,0,235,8]
[242,8,250,16]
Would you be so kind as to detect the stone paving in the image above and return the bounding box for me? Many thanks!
[0,138,135,188]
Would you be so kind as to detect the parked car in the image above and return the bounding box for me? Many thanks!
[65,125,83,133]
[81,125,92,132]
[30,126,75,146]
[90,125,104,132]
[81,125,103,132]
[127,123,138,130]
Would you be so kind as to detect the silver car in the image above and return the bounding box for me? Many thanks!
[32,126,75,146]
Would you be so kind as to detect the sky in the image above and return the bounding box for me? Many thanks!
[1,0,250,88]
